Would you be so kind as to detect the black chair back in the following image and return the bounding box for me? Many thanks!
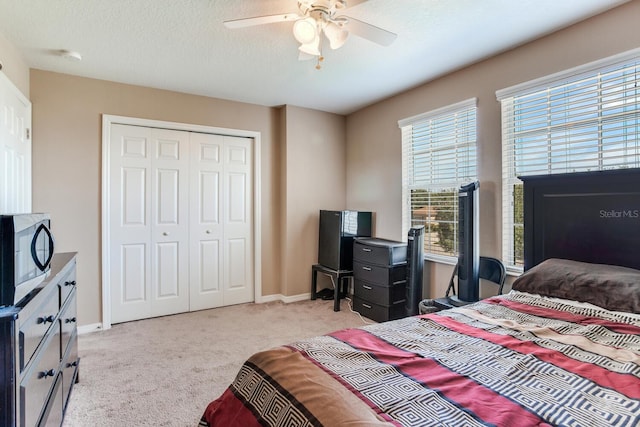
[446,256,506,298]
[478,256,507,295]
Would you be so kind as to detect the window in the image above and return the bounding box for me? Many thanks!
[498,49,640,272]
[399,98,477,262]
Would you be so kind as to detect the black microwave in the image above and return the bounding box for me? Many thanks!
[0,213,55,307]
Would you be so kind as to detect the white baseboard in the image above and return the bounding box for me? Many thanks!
[258,293,311,304]
[78,295,311,333]
[77,323,104,335]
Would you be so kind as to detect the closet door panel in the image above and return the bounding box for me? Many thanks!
[149,129,189,317]
[189,133,224,310]
[110,125,152,322]
[222,136,253,305]
[110,125,189,322]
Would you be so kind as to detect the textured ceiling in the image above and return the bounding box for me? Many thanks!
[0,0,630,114]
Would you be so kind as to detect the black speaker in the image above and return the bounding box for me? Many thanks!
[455,181,480,303]
[318,210,372,271]
[405,226,425,316]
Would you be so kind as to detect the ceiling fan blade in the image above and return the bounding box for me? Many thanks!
[223,13,300,29]
[343,16,397,46]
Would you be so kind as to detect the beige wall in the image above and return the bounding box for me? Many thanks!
[0,31,30,97]
[346,0,640,299]
[281,106,347,296]
[29,71,347,327]
[27,72,261,325]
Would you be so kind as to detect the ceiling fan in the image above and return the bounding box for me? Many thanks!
[223,0,397,69]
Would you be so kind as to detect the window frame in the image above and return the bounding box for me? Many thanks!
[399,98,478,263]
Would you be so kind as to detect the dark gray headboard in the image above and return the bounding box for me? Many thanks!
[521,168,640,271]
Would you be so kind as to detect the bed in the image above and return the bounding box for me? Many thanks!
[200,169,640,427]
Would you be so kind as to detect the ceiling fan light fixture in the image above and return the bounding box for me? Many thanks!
[298,36,321,56]
[324,21,348,50]
[293,17,318,44]
[224,0,398,69]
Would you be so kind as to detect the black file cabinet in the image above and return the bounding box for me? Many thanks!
[352,237,407,322]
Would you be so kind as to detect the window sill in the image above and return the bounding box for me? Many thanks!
[424,254,457,266]
[506,267,523,277]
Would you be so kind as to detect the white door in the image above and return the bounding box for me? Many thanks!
[109,124,190,323]
[189,133,254,310]
[108,123,254,323]
[0,72,31,214]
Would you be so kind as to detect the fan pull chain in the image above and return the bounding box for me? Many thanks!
[315,43,324,70]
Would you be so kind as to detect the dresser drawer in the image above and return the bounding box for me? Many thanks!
[353,238,407,266]
[353,260,407,286]
[20,321,61,427]
[59,266,77,307]
[353,296,405,323]
[60,289,77,357]
[354,279,406,306]
[61,329,79,412]
[19,283,59,371]
[39,373,63,427]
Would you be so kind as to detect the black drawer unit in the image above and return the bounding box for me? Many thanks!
[352,237,407,322]
[353,238,407,266]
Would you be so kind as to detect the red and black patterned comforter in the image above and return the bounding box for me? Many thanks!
[201,292,640,426]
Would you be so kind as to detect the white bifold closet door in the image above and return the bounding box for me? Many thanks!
[108,124,253,324]
[189,132,254,311]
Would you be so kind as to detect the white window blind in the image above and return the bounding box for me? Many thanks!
[498,50,640,272]
[399,98,477,262]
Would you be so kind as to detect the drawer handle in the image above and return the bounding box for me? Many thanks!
[362,266,372,271]
[362,285,373,290]
[65,317,77,324]
[362,303,372,309]
[66,361,78,368]
[37,315,55,324]
[64,280,76,287]
[38,369,56,379]
[362,248,372,252]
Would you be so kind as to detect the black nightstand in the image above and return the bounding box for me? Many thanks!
[310,264,353,312]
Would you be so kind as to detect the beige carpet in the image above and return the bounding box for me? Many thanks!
[62,298,370,427]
